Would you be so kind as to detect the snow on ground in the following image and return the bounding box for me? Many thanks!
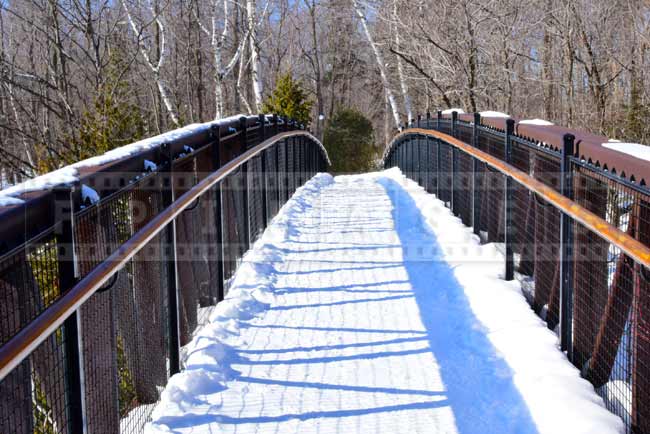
[442,108,465,115]
[602,141,650,162]
[145,169,624,434]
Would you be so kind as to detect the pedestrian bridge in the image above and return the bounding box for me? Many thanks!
[0,114,649,434]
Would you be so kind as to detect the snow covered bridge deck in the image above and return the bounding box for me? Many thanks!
[146,169,622,434]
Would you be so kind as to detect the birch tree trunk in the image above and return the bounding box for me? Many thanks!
[122,0,180,127]
[247,0,263,112]
[393,0,412,124]
[352,0,401,128]
[202,0,250,119]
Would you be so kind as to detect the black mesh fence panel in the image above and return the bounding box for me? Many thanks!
[248,155,265,241]
[0,123,327,434]
[0,326,68,434]
[0,230,67,434]
[453,150,473,226]
[1,229,59,347]
[438,142,452,206]
[389,125,650,434]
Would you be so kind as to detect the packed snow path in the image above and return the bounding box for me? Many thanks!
[146,170,623,434]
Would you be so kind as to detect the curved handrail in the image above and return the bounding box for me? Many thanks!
[385,128,650,269]
[0,130,329,380]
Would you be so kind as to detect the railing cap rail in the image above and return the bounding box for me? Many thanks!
[0,130,329,381]
[386,127,650,269]
[438,111,649,185]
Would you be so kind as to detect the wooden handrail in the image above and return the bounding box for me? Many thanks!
[0,130,327,381]
[387,128,650,269]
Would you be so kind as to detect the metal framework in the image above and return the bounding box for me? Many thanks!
[384,121,650,434]
[0,116,329,434]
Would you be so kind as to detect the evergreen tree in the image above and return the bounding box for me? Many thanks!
[36,53,147,173]
[624,80,650,144]
[262,73,313,125]
[323,108,377,173]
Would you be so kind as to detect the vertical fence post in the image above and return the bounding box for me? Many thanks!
[451,111,458,138]
[472,112,481,236]
[275,136,281,209]
[450,112,459,212]
[239,116,248,152]
[425,135,431,193]
[436,137,441,198]
[210,125,225,301]
[53,186,85,434]
[284,137,290,202]
[417,115,422,185]
[451,142,456,213]
[504,119,515,281]
[287,130,294,194]
[259,113,266,142]
[426,111,431,129]
[560,133,576,355]
[409,136,414,180]
[160,143,181,375]
[259,114,269,227]
[420,116,428,188]
[272,114,281,212]
[436,110,442,131]
[239,117,251,250]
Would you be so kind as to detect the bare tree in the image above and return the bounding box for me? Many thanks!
[352,0,401,128]
[122,0,180,126]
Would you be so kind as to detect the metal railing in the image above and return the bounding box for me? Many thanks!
[0,115,329,434]
[384,123,650,434]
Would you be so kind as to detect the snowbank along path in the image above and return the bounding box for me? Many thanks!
[146,169,624,434]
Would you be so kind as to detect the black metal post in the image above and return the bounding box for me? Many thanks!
[290,136,295,194]
[436,110,442,131]
[560,133,575,355]
[210,125,225,301]
[422,134,428,189]
[275,139,281,210]
[301,136,306,184]
[450,112,459,211]
[239,117,251,249]
[239,116,248,152]
[472,112,481,236]
[451,144,457,213]
[160,143,181,375]
[53,186,85,434]
[259,115,269,228]
[259,113,266,142]
[273,114,279,135]
[436,138,441,198]
[241,163,250,250]
[417,134,422,186]
[451,111,458,138]
[426,111,431,129]
[472,112,480,148]
[284,138,290,202]
[408,136,414,179]
[416,115,423,186]
[425,136,432,193]
[504,119,515,281]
